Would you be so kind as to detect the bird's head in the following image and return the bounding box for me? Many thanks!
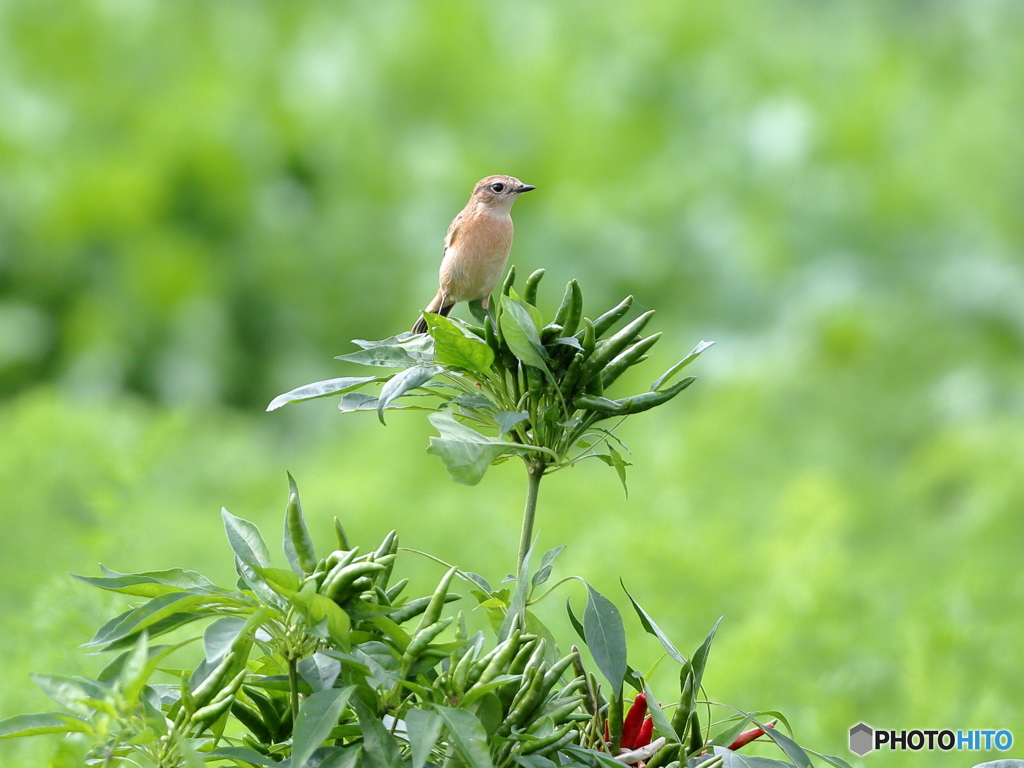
[471,175,536,211]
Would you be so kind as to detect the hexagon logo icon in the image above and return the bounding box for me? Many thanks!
[849,723,874,756]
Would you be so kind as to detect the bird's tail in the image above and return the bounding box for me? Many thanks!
[412,292,454,334]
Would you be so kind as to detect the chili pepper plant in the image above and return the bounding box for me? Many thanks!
[1,269,852,768]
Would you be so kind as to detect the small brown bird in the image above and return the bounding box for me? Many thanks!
[412,175,535,334]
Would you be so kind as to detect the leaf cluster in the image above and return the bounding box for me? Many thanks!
[269,268,713,488]
[2,477,849,768]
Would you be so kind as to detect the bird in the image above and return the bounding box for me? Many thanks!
[412,174,535,334]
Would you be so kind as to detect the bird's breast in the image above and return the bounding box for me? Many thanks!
[439,213,514,302]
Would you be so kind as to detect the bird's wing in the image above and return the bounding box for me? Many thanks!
[444,212,463,252]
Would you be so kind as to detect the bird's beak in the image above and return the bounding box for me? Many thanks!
[517,184,537,193]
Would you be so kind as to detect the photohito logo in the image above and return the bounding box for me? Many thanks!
[849,723,1013,756]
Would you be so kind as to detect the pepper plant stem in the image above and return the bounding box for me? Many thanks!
[288,657,299,722]
[518,461,546,572]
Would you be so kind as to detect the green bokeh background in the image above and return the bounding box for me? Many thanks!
[2,1,1023,765]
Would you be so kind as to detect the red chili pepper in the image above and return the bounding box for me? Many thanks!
[603,719,610,746]
[728,722,774,751]
[621,693,648,749]
[636,716,654,747]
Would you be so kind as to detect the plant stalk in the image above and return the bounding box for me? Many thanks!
[518,461,545,572]
[288,657,299,721]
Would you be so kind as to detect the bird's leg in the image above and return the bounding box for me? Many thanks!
[481,295,497,332]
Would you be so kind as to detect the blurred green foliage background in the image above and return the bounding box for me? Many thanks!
[2,0,1023,765]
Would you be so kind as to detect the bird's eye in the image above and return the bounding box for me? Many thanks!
[491,183,505,193]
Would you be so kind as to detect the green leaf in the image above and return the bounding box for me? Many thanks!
[426,313,495,374]
[594,444,631,498]
[754,723,813,768]
[582,581,627,691]
[266,376,382,411]
[73,566,217,598]
[377,364,442,424]
[119,630,149,703]
[352,695,404,768]
[206,747,282,767]
[31,676,108,713]
[291,686,355,768]
[434,705,495,768]
[711,748,796,767]
[298,653,342,692]
[86,593,208,648]
[565,597,586,643]
[651,340,714,391]
[495,410,529,436]
[641,679,676,743]
[500,297,548,368]
[203,617,246,664]
[807,751,854,768]
[336,334,435,368]
[291,583,351,650]
[426,411,513,485]
[405,707,443,768]
[252,566,301,598]
[0,713,92,739]
[531,546,566,588]
[222,509,272,568]
[691,617,723,694]
[620,582,686,665]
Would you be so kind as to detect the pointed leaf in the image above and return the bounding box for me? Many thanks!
[222,509,271,568]
[0,713,92,739]
[531,546,567,588]
[86,593,207,648]
[435,705,495,768]
[754,723,813,768]
[204,617,246,665]
[691,617,723,693]
[426,314,495,374]
[495,410,529,436]
[291,686,355,768]
[427,411,513,485]
[352,695,404,768]
[594,444,630,498]
[267,376,382,411]
[500,297,548,368]
[711,747,796,767]
[583,581,627,691]
[652,340,714,391]
[298,653,342,692]
[406,707,444,768]
[206,747,281,767]
[73,566,217,598]
[31,676,109,713]
[378,364,443,424]
[621,582,686,665]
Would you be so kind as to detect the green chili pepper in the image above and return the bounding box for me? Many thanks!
[535,726,580,756]
[388,593,461,624]
[559,353,585,397]
[573,394,628,415]
[190,695,234,733]
[521,722,575,754]
[581,318,596,359]
[592,295,634,337]
[284,473,317,575]
[670,664,694,740]
[473,629,521,688]
[613,376,695,415]
[374,530,397,560]
[231,700,272,744]
[552,280,582,337]
[385,578,409,603]
[243,687,281,739]
[402,617,454,671]
[608,687,624,753]
[508,661,551,728]
[417,566,459,631]
[523,268,545,306]
[190,652,236,709]
[542,652,578,691]
[540,323,563,343]
[579,310,655,385]
[334,517,351,551]
[688,709,703,755]
[502,265,517,296]
[484,313,502,357]
[452,643,478,695]
[322,561,386,601]
[600,332,662,389]
[325,547,360,571]
[585,364,604,395]
[534,695,585,728]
